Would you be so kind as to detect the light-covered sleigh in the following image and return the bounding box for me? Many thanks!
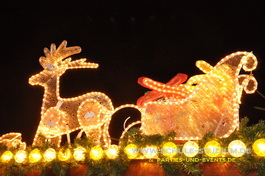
[138,52,258,140]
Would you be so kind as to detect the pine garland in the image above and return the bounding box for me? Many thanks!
[0,117,264,175]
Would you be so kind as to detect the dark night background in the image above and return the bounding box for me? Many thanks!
[0,1,264,145]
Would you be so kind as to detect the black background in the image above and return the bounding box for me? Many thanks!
[0,1,264,144]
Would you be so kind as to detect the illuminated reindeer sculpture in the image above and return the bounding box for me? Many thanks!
[29,41,114,147]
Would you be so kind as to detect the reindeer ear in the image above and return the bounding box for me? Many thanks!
[39,56,46,68]
[39,56,55,70]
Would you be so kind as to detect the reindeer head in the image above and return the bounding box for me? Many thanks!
[29,40,99,86]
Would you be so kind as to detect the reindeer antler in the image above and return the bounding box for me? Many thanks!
[67,58,99,69]
[39,40,81,70]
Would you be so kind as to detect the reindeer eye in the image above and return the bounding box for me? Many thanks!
[46,63,55,71]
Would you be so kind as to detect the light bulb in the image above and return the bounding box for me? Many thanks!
[105,145,119,159]
[162,142,177,157]
[204,141,222,157]
[124,144,138,159]
[58,148,71,161]
[228,140,247,157]
[29,148,42,163]
[90,145,103,160]
[183,141,199,157]
[15,150,27,163]
[73,146,87,161]
[253,139,265,157]
[142,146,158,159]
[44,148,56,162]
[1,151,13,163]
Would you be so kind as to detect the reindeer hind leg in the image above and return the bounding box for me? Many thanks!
[48,136,62,148]
[77,99,107,144]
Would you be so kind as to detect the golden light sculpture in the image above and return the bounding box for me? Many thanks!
[58,148,72,161]
[90,145,104,160]
[14,150,27,163]
[228,140,247,157]
[29,41,145,147]
[29,148,42,163]
[105,145,119,159]
[0,133,26,150]
[124,144,138,159]
[0,41,259,157]
[183,141,199,157]
[252,138,265,157]
[138,52,258,140]
[1,150,13,163]
[162,142,178,157]
[204,141,222,157]
[142,146,158,159]
[73,146,87,161]
[29,41,115,147]
[43,148,57,162]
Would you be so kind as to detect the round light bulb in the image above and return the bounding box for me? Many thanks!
[15,150,27,163]
[253,138,265,157]
[1,151,13,163]
[29,148,42,163]
[44,148,56,162]
[105,145,119,159]
[58,148,71,161]
[183,141,199,157]
[228,140,247,157]
[204,141,222,157]
[73,146,87,161]
[124,144,138,159]
[162,142,177,157]
[142,146,158,159]
[90,145,104,160]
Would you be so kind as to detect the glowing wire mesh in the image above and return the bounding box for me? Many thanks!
[29,41,114,147]
[139,52,258,139]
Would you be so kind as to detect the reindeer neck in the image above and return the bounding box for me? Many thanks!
[41,75,60,115]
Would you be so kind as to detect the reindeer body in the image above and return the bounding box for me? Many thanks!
[30,41,114,147]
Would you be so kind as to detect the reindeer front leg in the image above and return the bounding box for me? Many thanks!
[48,136,62,147]
[33,101,67,147]
[33,128,62,147]
[33,124,49,146]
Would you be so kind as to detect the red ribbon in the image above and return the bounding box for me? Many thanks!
[137,73,188,107]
